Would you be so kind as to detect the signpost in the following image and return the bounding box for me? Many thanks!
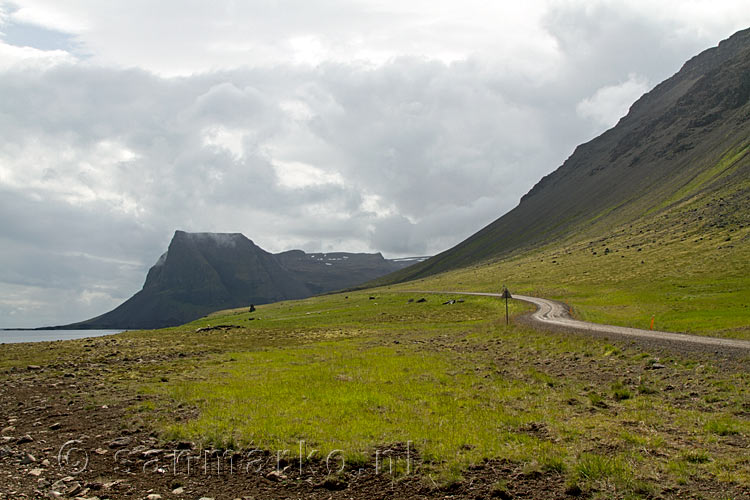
[501,286,512,325]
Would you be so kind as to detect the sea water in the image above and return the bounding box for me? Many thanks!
[0,329,123,344]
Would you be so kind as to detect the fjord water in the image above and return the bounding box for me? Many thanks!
[0,329,123,344]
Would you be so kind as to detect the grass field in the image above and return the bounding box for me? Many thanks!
[36,289,736,498]
[2,260,748,498]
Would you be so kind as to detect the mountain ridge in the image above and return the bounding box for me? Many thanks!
[374,27,750,285]
[57,230,423,330]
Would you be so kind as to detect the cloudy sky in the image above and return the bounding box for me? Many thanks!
[1,1,748,327]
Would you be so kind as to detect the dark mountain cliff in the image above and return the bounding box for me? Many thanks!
[64,231,420,329]
[377,28,750,284]
[143,231,309,308]
[276,250,418,294]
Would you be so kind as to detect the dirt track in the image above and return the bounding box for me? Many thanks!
[412,290,750,357]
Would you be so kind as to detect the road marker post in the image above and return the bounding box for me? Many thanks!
[501,286,512,325]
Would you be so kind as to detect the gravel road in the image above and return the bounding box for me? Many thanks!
[411,291,750,355]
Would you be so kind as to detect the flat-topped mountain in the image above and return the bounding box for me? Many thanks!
[64,231,423,329]
[378,27,750,284]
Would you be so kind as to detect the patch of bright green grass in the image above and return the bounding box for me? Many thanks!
[705,417,743,436]
[575,452,630,483]
[134,290,750,494]
[655,142,749,212]
[162,341,556,469]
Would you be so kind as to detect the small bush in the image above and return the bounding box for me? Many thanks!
[613,388,632,401]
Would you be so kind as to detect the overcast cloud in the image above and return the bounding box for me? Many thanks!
[1,1,748,327]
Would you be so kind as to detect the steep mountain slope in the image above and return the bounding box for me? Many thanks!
[64,231,422,329]
[379,28,750,284]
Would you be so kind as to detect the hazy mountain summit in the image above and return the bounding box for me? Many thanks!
[65,231,422,329]
[379,27,750,283]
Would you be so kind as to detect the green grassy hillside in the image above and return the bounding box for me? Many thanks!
[393,160,749,339]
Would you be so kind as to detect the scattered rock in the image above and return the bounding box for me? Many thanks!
[27,365,42,370]
[195,325,243,333]
[490,487,512,499]
[265,470,287,481]
[65,482,82,496]
[315,477,348,490]
[28,468,43,476]
[17,434,34,444]
[128,444,148,456]
[416,298,427,303]
[1,425,16,434]
[103,479,124,489]
[171,487,184,494]
[145,494,162,500]
[108,436,131,448]
[85,481,104,490]
[442,299,456,305]
[21,452,36,464]
[49,422,62,430]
